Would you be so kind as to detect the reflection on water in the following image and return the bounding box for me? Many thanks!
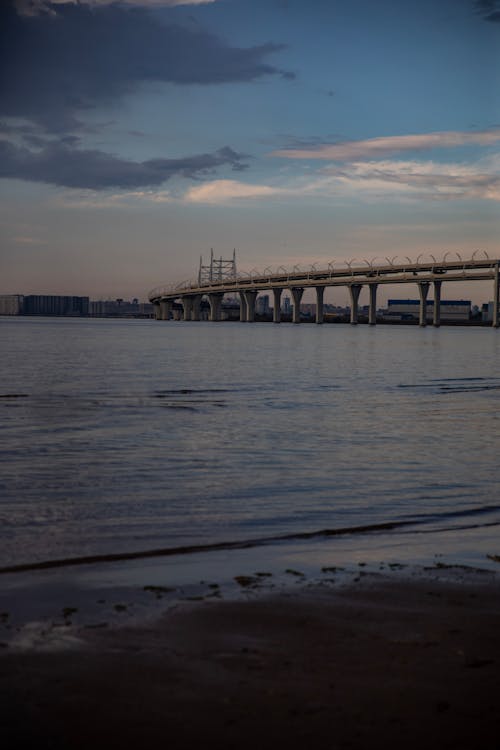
[1,316,500,569]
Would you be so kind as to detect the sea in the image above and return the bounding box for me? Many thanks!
[1,316,500,629]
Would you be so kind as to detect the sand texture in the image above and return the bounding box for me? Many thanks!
[2,576,500,749]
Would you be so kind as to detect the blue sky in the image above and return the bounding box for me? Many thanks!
[1,0,499,304]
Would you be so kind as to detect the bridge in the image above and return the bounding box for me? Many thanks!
[149,251,500,328]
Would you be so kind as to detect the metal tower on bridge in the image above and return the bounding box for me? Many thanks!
[198,249,237,285]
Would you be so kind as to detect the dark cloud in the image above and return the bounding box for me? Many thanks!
[0,139,248,189]
[0,1,294,133]
[474,0,500,22]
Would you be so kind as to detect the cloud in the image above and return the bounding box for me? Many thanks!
[269,129,500,204]
[474,0,500,22]
[302,158,500,202]
[0,139,248,189]
[12,235,49,245]
[1,1,292,132]
[272,129,500,161]
[182,157,500,205]
[15,0,218,15]
[56,189,174,209]
[58,180,284,207]
[184,179,286,203]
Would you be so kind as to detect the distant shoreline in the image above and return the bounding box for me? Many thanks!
[0,313,494,325]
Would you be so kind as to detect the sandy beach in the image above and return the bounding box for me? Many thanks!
[2,570,500,749]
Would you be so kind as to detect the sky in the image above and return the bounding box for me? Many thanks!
[1,0,499,305]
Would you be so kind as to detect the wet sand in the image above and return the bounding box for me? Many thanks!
[1,573,500,749]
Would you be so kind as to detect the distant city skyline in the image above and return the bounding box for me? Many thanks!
[1,0,499,306]
[2,291,493,324]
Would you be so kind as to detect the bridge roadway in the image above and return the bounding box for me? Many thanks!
[149,257,500,327]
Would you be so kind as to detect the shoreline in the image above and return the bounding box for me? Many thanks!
[2,527,500,639]
[0,519,419,575]
[1,568,500,749]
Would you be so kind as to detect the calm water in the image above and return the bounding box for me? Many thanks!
[1,316,500,572]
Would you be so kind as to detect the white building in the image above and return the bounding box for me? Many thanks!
[0,295,23,315]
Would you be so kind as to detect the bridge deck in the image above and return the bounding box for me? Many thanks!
[150,258,499,302]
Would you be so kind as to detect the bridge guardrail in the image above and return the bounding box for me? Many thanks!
[149,256,499,302]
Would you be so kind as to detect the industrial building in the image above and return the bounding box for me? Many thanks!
[89,299,153,317]
[23,295,89,316]
[384,299,471,322]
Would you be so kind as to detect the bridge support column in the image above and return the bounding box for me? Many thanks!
[160,300,171,321]
[315,287,324,324]
[493,263,499,328]
[349,284,362,325]
[243,290,258,322]
[191,295,202,321]
[273,288,282,323]
[153,301,161,320]
[418,282,430,327]
[368,284,378,326]
[208,293,224,321]
[291,288,304,323]
[182,296,193,321]
[433,281,442,327]
[239,291,248,322]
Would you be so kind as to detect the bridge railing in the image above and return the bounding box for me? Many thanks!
[149,254,498,301]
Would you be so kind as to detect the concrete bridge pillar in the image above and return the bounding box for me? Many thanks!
[208,292,224,321]
[243,290,258,322]
[349,284,362,325]
[315,286,324,324]
[239,291,248,322]
[191,295,202,321]
[493,263,499,328]
[182,296,193,321]
[273,288,282,323]
[368,284,378,326]
[291,288,304,323]
[153,301,161,320]
[160,300,171,321]
[433,281,442,327]
[418,282,430,327]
